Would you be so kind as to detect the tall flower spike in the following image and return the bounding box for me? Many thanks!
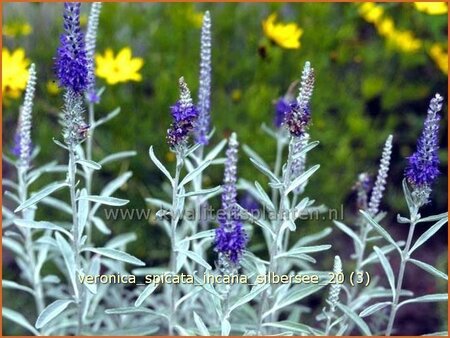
[15,63,37,168]
[405,94,443,205]
[55,2,89,93]
[166,77,199,150]
[85,2,102,103]
[368,135,393,216]
[214,133,247,270]
[285,61,315,137]
[327,255,342,312]
[290,132,310,194]
[195,11,212,145]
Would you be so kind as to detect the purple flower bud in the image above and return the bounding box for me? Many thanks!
[55,2,89,93]
[285,103,311,137]
[274,97,295,128]
[214,133,247,266]
[405,94,443,201]
[166,77,199,150]
[284,62,315,137]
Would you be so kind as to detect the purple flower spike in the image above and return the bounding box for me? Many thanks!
[214,133,247,268]
[166,77,199,150]
[195,11,212,145]
[405,94,443,196]
[285,61,315,137]
[55,2,89,94]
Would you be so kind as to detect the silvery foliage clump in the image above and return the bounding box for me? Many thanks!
[333,95,448,335]
[2,3,141,335]
[3,5,448,337]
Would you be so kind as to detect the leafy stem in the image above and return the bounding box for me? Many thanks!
[168,152,184,335]
[68,147,83,335]
[17,167,46,317]
[85,102,95,247]
[385,207,418,336]
[257,136,295,333]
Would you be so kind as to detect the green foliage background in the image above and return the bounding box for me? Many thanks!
[2,3,448,335]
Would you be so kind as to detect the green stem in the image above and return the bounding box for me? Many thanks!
[385,215,417,336]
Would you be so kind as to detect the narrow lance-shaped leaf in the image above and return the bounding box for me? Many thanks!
[336,303,372,336]
[397,293,447,310]
[193,312,210,336]
[409,217,448,254]
[76,159,102,170]
[409,258,448,281]
[149,146,173,186]
[15,219,73,240]
[55,233,78,298]
[285,165,320,195]
[374,246,396,300]
[99,150,137,166]
[94,107,120,127]
[35,299,74,329]
[360,210,400,252]
[359,301,392,318]
[78,195,129,206]
[15,181,69,212]
[333,220,363,252]
[179,159,212,187]
[3,307,40,335]
[82,247,145,266]
[249,157,280,184]
[135,283,158,307]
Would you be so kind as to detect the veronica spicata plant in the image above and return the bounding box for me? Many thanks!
[334,94,447,336]
[2,64,49,335]
[3,3,142,335]
[235,61,332,335]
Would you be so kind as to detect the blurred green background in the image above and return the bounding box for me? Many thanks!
[2,2,448,335]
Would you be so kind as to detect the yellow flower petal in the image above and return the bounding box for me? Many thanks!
[414,2,448,15]
[262,13,302,50]
[95,47,144,85]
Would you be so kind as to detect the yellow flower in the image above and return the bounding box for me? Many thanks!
[387,30,422,52]
[46,80,61,95]
[262,13,303,49]
[2,48,30,99]
[359,3,384,24]
[376,18,395,36]
[95,47,144,85]
[186,7,203,28]
[429,43,448,74]
[414,2,448,15]
[80,13,88,27]
[3,22,32,38]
